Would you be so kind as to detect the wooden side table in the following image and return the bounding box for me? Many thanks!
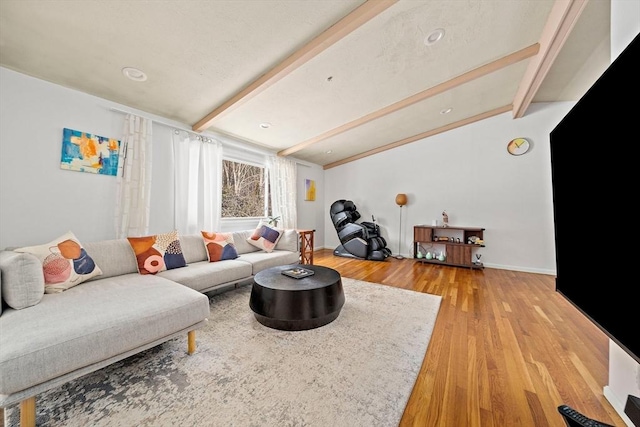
[297,229,315,265]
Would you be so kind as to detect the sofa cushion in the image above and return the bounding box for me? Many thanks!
[82,239,139,280]
[0,274,210,396]
[274,229,299,252]
[0,251,45,309]
[247,222,283,253]
[231,230,260,255]
[127,230,186,275]
[179,234,209,264]
[201,231,239,262]
[158,259,253,293]
[13,231,102,293]
[238,250,301,275]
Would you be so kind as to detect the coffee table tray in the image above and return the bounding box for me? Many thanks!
[281,267,315,279]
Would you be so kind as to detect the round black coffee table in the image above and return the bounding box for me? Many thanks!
[249,264,345,331]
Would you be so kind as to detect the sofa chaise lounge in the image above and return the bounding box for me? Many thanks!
[0,228,301,426]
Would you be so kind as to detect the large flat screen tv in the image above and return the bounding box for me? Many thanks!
[550,32,639,364]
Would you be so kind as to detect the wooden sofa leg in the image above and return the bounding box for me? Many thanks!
[20,396,36,427]
[187,330,196,355]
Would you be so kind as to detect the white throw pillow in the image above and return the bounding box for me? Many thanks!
[247,221,284,253]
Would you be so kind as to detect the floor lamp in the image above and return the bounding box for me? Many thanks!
[395,193,407,259]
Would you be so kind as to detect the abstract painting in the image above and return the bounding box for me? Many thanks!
[60,127,120,176]
[305,179,316,201]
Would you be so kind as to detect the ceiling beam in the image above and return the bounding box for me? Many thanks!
[191,0,398,132]
[323,104,513,170]
[278,43,540,158]
[512,0,588,118]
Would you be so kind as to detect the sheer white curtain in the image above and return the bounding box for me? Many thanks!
[268,155,297,229]
[115,114,153,238]
[172,130,222,235]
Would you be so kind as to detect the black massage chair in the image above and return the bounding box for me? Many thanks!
[330,199,391,261]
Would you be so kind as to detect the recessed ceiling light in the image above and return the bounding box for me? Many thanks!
[440,107,453,115]
[424,28,445,46]
[326,150,332,154]
[259,122,271,129]
[122,67,147,82]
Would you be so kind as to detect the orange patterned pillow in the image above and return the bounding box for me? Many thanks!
[127,230,186,275]
[14,231,102,293]
[201,231,239,262]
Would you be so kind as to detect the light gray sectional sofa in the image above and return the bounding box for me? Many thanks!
[0,229,300,426]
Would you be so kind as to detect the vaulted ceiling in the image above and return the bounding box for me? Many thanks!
[0,0,610,168]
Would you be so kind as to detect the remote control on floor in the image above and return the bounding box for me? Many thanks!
[557,405,614,427]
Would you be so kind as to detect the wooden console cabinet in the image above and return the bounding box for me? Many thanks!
[413,225,485,269]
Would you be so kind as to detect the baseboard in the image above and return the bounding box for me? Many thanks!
[318,247,557,275]
[480,263,556,275]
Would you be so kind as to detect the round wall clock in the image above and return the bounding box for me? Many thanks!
[507,138,530,156]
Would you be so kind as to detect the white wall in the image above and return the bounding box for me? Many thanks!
[1,63,564,273]
[611,0,640,60]
[0,69,124,247]
[606,341,640,427]
[324,102,570,274]
[296,162,326,248]
[605,2,640,425]
[0,67,325,249]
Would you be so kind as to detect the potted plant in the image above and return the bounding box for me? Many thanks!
[267,216,281,227]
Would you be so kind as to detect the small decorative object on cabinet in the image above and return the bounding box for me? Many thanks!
[441,211,449,227]
[474,254,482,265]
[413,224,485,269]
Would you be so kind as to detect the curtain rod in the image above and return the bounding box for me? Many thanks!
[110,107,204,137]
[108,107,315,167]
[108,106,278,156]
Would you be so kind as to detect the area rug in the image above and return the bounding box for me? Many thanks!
[4,278,442,427]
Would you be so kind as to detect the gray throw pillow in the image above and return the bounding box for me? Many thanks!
[0,251,45,310]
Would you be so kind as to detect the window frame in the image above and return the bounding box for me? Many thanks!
[220,156,271,225]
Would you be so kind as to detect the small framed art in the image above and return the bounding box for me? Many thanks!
[305,179,316,201]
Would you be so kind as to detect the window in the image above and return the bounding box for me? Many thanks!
[221,159,271,218]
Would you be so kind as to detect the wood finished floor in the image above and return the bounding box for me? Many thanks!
[313,249,626,427]
[1,250,625,427]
